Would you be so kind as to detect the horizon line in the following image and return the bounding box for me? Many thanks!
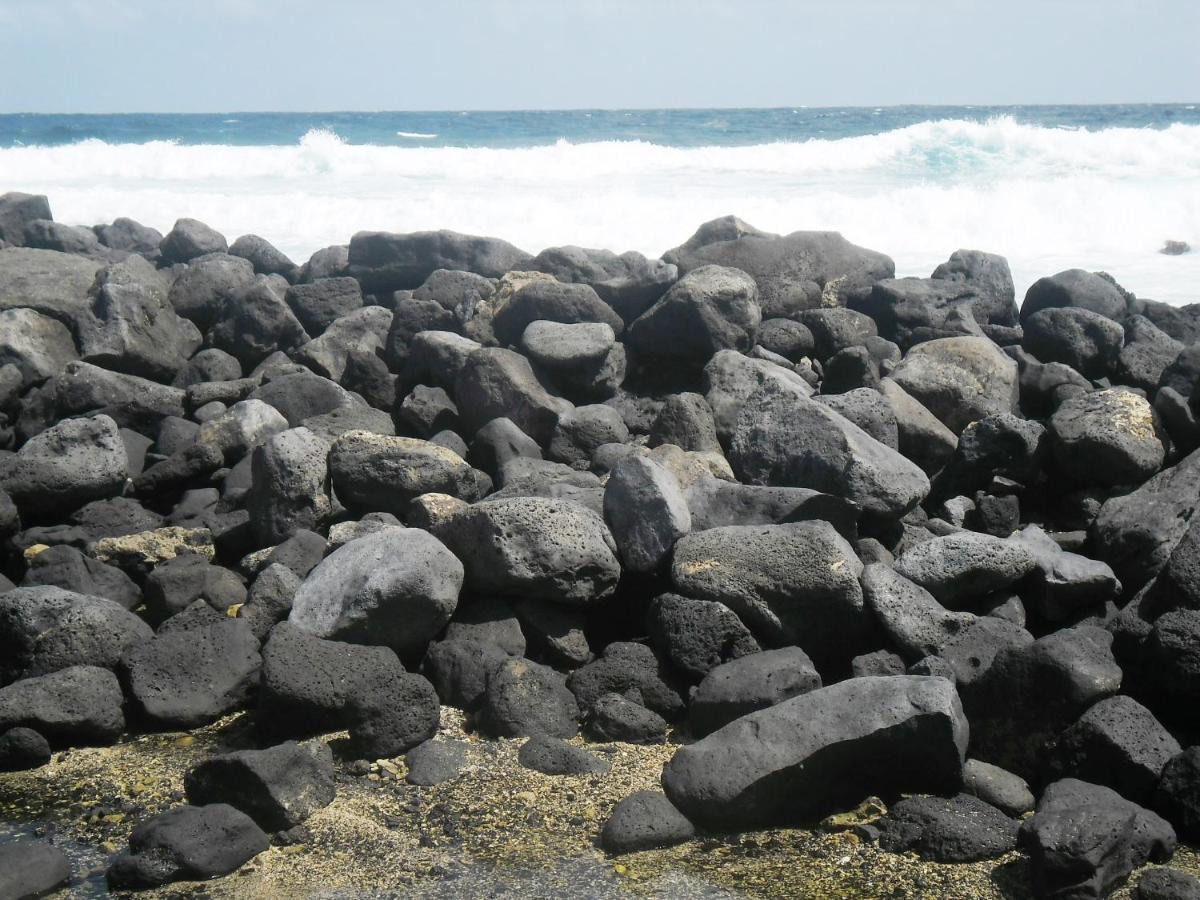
[2,100,1199,117]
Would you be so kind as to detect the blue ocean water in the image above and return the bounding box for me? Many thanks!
[2,104,1197,148]
[1,105,1198,302]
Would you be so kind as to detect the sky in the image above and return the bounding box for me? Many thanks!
[1,0,1197,112]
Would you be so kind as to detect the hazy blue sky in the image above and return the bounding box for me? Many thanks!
[2,0,1197,112]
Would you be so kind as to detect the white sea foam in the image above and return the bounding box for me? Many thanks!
[2,117,1198,303]
[396,131,438,139]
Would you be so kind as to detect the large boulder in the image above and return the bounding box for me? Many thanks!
[646,592,759,681]
[436,497,620,605]
[964,626,1122,779]
[256,623,404,737]
[245,427,333,546]
[78,261,196,381]
[861,564,975,661]
[1019,779,1176,900]
[1091,447,1200,592]
[1045,695,1181,805]
[159,218,228,264]
[727,380,929,518]
[531,245,677,324]
[295,305,391,381]
[167,253,256,330]
[600,790,695,856]
[625,265,761,366]
[0,665,124,745]
[20,543,141,609]
[329,431,486,517]
[348,229,531,294]
[228,233,298,281]
[106,804,269,890]
[670,521,867,663]
[454,347,571,444]
[662,675,967,830]
[1021,269,1130,323]
[209,280,309,369]
[0,585,152,684]
[874,793,1019,863]
[0,246,103,334]
[0,191,53,245]
[1023,307,1125,379]
[492,279,624,345]
[0,307,77,387]
[184,740,335,832]
[1049,389,1165,486]
[123,620,261,728]
[893,532,1039,607]
[687,646,821,737]
[0,842,71,899]
[664,224,894,318]
[288,527,462,658]
[703,348,814,439]
[602,455,691,573]
[889,336,1019,434]
[345,668,440,757]
[1,414,127,519]
[520,320,626,402]
[477,657,580,738]
[284,276,363,336]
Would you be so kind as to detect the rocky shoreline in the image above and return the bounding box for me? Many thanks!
[1,191,1199,899]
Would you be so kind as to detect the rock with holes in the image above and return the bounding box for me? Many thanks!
[670,521,867,667]
[185,740,335,832]
[437,497,620,605]
[288,527,462,658]
[1019,779,1176,900]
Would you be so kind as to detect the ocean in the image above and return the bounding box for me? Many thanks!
[1,105,1198,304]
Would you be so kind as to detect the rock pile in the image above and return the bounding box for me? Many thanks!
[1,192,1199,896]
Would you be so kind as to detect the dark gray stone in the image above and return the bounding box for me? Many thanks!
[962,758,1034,817]
[346,668,440,758]
[601,790,695,855]
[0,665,124,745]
[0,726,52,771]
[585,692,669,744]
[405,739,468,785]
[288,527,462,658]
[1024,307,1125,379]
[567,642,687,721]
[875,793,1018,862]
[107,804,269,889]
[664,223,893,318]
[437,497,620,606]
[1046,695,1181,804]
[688,646,821,738]
[348,229,532,294]
[478,657,580,739]
[0,842,71,900]
[518,734,609,775]
[662,675,967,830]
[1019,778,1176,900]
[670,521,867,664]
[893,531,1038,607]
[626,265,761,366]
[0,585,152,684]
[159,218,228,263]
[124,619,260,728]
[185,740,335,831]
[647,592,759,681]
[1021,268,1130,323]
